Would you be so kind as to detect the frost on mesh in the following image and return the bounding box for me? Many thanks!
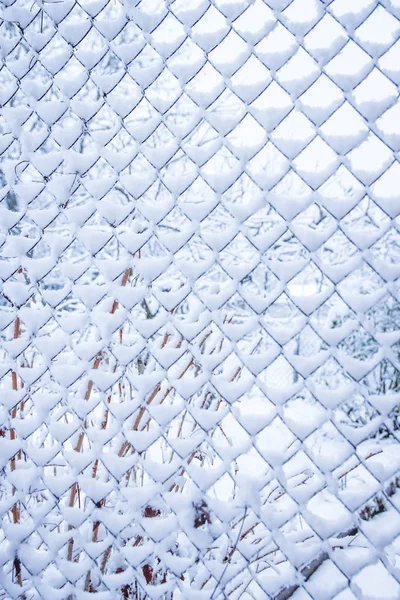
[0,0,400,598]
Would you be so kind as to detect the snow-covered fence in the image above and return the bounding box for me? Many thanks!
[1,0,400,598]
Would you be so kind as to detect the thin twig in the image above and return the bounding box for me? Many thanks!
[210,507,248,599]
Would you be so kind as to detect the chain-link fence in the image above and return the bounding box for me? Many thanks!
[1,0,400,598]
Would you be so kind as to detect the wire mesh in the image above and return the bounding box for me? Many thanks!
[1,0,400,598]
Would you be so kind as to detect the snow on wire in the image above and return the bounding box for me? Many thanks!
[0,0,400,598]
